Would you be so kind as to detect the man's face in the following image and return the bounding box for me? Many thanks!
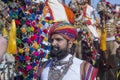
[49,34,72,60]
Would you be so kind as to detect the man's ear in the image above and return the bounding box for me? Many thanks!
[68,40,73,48]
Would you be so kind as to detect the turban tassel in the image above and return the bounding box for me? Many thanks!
[2,27,8,37]
[7,20,17,54]
[100,24,107,51]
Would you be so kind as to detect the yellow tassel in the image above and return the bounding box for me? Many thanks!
[117,71,120,78]
[100,24,107,51]
[2,27,8,37]
[7,20,17,54]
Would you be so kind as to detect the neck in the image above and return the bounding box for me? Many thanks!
[59,54,73,62]
[57,52,69,60]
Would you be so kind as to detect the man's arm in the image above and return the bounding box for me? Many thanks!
[0,35,7,61]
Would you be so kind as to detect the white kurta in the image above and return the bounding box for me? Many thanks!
[41,54,83,80]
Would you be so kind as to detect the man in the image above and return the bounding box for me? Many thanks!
[37,22,98,80]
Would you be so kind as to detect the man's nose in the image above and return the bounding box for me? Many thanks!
[51,39,57,46]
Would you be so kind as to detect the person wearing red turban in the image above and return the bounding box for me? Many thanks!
[37,22,98,80]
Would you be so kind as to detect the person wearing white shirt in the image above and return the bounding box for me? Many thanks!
[37,22,98,80]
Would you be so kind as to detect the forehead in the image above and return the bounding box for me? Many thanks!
[51,34,65,39]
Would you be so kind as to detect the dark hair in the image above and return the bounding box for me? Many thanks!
[70,43,76,55]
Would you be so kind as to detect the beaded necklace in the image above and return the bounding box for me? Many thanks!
[48,56,73,80]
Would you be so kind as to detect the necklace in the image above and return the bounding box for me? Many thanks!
[48,57,73,80]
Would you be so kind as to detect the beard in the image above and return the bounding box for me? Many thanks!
[50,46,68,60]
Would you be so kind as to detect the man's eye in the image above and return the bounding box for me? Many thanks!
[49,38,63,43]
[56,38,62,41]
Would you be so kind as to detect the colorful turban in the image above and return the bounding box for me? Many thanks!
[48,22,78,41]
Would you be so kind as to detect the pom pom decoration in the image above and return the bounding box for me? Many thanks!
[26,65,32,71]
[17,38,22,44]
[38,23,43,28]
[15,19,20,25]
[20,55,25,61]
[30,35,37,41]
[43,37,48,42]
[15,56,20,61]
[33,42,39,49]
[31,27,34,32]
[25,47,30,53]
[25,56,31,61]
[21,27,26,33]
[3,1,52,79]
[43,29,48,34]
[27,38,32,44]
[33,51,39,57]
[18,48,24,53]
[26,27,31,33]
[30,47,35,52]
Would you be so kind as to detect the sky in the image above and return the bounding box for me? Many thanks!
[65,0,120,8]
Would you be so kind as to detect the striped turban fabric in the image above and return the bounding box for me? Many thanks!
[48,22,78,41]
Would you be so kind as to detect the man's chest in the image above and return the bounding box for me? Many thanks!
[41,65,80,80]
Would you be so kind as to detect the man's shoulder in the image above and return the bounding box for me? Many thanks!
[72,57,93,67]
[41,59,52,68]
[80,61,98,80]
[70,57,83,72]
[36,59,52,78]
[73,57,84,65]
[80,60,97,70]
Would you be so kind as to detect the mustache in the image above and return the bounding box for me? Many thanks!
[51,46,59,50]
[50,46,60,57]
